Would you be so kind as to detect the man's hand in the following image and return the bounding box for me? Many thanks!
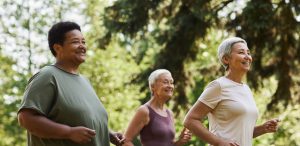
[110,131,124,146]
[67,126,96,144]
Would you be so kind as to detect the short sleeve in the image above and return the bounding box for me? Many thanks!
[18,70,57,116]
[198,80,221,109]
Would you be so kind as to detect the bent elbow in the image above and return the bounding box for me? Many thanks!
[18,110,38,135]
[18,109,35,129]
[183,116,191,129]
[18,111,27,128]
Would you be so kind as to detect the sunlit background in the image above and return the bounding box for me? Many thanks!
[0,0,299,146]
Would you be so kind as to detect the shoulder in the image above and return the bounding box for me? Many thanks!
[37,65,60,77]
[243,84,253,94]
[198,78,222,108]
[40,65,57,73]
[243,84,251,90]
[205,79,222,91]
[134,104,150,124]
[136,105,150,116]
[28,66,56,83]
[213,76,241,89]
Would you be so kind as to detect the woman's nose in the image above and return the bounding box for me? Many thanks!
[168,83,174,88]
[244,54,252,60]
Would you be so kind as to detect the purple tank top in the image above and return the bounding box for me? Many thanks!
[140,105,175,146]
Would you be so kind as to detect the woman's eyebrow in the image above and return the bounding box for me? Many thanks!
[237,48,249,51]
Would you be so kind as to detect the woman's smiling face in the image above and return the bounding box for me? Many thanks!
[225,42,252,73]
[152,73,174,99]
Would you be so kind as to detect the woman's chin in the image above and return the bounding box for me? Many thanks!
[240,67,251,72]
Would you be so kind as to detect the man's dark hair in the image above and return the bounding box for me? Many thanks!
[48,21,81,56]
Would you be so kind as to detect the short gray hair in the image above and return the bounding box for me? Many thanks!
[148,69,171,94]
[217,37,247,70]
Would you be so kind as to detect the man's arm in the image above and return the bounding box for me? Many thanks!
[18,108,96,144]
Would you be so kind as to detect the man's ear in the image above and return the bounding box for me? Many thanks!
[53,44,62,55]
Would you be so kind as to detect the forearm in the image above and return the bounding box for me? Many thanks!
[122,140,134,146]
[184,118,219,145]
[254,119,280,138]
[18,110,71,139]
[124,130,137,142]
[253,125,266,138]
[123,127,141,145]
[174,140,185,146]
[123,128,137,146]
[174,141,182,146]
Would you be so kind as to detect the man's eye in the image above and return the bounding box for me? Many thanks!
[72,41,79,44]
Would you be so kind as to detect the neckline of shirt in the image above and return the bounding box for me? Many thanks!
[146,104,169,118]
[222,76,244,86]
[50,65,80,76]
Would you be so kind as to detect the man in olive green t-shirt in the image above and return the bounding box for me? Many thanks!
[18,21,123,146]
[19,65,110,146]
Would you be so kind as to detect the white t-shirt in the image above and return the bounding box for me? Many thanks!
[199,77,258,146]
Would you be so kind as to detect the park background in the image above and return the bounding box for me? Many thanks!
[0,0,299,145]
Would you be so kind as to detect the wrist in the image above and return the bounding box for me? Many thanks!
[257,124,267,134]
[123,138,132,142]
[109,131,113,137]
[213,138,223,146]
[174,140,183,146]
[63,126,72,139]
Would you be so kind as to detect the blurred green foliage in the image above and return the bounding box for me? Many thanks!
[0,0,299,146]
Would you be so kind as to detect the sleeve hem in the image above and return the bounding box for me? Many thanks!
[18,106,47,116]
[199,99,215,109]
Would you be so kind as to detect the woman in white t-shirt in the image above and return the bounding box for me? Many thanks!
[183,37,280,146]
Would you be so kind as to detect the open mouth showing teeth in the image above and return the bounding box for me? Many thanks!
[77,51,86,55]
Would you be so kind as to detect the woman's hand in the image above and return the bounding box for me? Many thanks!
[174,128,192,146]
[262,119,280,133]
[67,126,96,144]
[253,118,280,138]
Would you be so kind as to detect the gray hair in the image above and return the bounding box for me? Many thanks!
[217,37,247,70]
[148,69,171,94]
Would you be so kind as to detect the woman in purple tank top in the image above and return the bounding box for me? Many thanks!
[122,69,192,146]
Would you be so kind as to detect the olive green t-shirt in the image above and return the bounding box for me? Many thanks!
[18,65,109,146]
